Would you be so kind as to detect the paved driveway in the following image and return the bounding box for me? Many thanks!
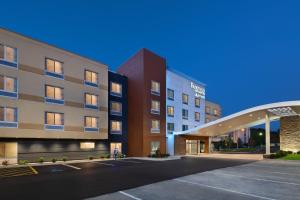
[91,160,300,200]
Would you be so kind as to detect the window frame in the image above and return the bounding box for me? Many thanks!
[45,58,64,79]
[84,69,99,87]
[195,97,201,108]
[84,116,99,132]
[167,88,174,100]
[110,81,122,97]
[84,93,99,109]
[182,93,189,105]
[0,106,18,128]
[44,111,64,130]
[167,122,175,134]
[182,124,188,131]
[110,120,122,134]
[182,109,189,120]
[167,106,174,117]
[195,112,200,122]
[151,119,160,133]
[151,100,160,115]
[44,84,64,105]
[0,75,18,99]
[151,81,160,96]
[110,101,122,116]
[0,44,18,68]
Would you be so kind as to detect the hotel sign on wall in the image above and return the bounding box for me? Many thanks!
[191,82,205,98]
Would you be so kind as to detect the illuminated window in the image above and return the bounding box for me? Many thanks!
[45,85,63,100]
[85,70,98,86]
[195,112,200,122]
[0,44,17,63]
[80,142,95,149]
[195,98,201,107]
[45,58,63,77]
[85,93,98,109]
[111,82,122,96]
[182,93,188,104]
[85,116,98,128]
[111,101,122,115]
[0,75,17,97]
[182,109,188,120]
[0,107,18,123]
[150,141,160,154]
[214,109,218,116]
[111,120,122,134]
[167,106,174,117]
[45,112,64,126]
[151,100,160,114]
[151,120,160,133]
[167,123,174,133]
[151,81,160,95]
[167,88,174,100]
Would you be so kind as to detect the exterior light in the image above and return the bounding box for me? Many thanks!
[259,132,263,136]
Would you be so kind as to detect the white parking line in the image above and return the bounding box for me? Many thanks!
[119,191,142,200]
[94,162,115,166]
[61,164,81,170]
[174,178,277,200]
[116,160,143,164]
[207,171,300,186]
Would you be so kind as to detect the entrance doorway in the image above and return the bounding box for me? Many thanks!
[110,143,122,155]
[186,140,206,154]
[0,142,18,164]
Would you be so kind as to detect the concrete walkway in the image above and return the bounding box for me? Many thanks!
[185,153,264,160]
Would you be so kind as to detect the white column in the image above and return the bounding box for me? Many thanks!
[265,114,271,154]
[208,137,212,153]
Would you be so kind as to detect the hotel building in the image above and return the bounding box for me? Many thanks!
[0,29,110,163]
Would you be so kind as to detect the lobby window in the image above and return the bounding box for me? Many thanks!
[0,44,18,68]
[182,124,188,131]
[45,85,64,104]
[167,106,174,117]
[0,75,18,98]
[167,123,174,134]
[111,120,122,134]
[182,93,189,105]
[195,97,201,108]
[84,116,99,132]
[167,88,174,100]
[151,81,160,96]
[0,107,18,128]
[182,109,188,120]
[80,142,95,149]
[45,112,64,130]
[151,120,160,133]
[151,100,160,115]
[111,101,122,116]
[84,70,98,87]
[195,112,200,122]
[45,58,64,79]
[150,141,160,155]
[85,93,98,109]
[111,82,122,97]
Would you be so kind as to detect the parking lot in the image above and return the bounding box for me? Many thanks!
[92,160,300,200]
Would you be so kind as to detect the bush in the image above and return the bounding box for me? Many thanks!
[105,154,110,159]
[100,155,105,159]
[2,160,8,166]
[62,157,67,162]
[52,158,57,163]
[89,156,94,160]
[19,160,28,165]
[297,151,300,155]
[38,157,44,164]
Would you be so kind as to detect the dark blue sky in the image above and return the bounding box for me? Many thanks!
[1,0,300,116]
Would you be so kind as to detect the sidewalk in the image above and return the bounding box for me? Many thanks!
[185,153,264,160]
[129,156,182,161]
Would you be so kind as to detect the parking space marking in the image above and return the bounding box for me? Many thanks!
[62,164,81,170]
[174,178,277,200]
[119,191,142,200]
[116,160,143,164]
[0,166,37,178]
[207,171,300,186]
[94,162,115,166]
[29,166,38,174]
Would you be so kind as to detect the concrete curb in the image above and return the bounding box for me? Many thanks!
[129,156,182,161]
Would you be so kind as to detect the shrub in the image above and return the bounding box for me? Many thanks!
[62,157,67,162]
[297,151,300,155]
[287,151,293,155]
[38,157,44,164]
[105,154,110,159]
[19,160,28,165]
[89,156,94,160]
[52,158,57,163]
[2,160,8,166]
[100,155,105,159]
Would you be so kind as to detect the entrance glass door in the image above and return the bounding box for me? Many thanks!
[199,141,206,153]
[110,143,122,156]
[186,140,198,155]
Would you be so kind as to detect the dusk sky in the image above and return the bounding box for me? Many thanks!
[1,0,300,117]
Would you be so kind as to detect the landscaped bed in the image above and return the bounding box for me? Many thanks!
[264,150,300,160]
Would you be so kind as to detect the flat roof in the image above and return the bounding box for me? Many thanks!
[167,67,206,87]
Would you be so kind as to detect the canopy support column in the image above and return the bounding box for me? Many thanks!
[265,114,271,154]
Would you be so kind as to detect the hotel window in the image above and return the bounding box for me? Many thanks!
[167,123,174,134]
[0,107,18,128]
[151,120,160,133]
[85,70,98,87]
[205,118,210,123]
[195,112,200,122]
[0,44,18,67]
[182,93,188,105]
[151,81,160,96]
[0,75,18,98]
[45,112,64,130]
[45,85,64,104]
[206,107,210,114]
[85,93,98,109]
[182,109,188,120]
[195,97,201,107]
[111,120,122,134]
[167,106,174,117]
[80,142,95,149]
[150,141,160,154]
[182,124,188,131]
[84,116,99,132]
[45,58,64,79]
[111,82,122,97]
[151,100,160,115]
[167,88,174,100]
[111,101,122,116]
[214,109,218,116]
